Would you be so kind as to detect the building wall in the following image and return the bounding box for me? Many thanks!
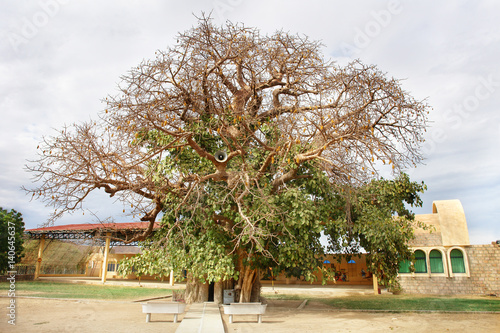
[410,231,442,248]
[432,200,470,246]
[85,252,163,281]
[260,254,373,286]
[399,243,500,295]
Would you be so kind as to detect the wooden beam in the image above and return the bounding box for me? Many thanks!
[373,275,379,295]
[34,235,45,279]
[101,233,111,284]
[169,269,174,286]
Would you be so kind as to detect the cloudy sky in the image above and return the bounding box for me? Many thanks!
[1,0,498,244]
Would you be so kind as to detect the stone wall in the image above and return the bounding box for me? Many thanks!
[399,243,500,296]
[410,231,442,247]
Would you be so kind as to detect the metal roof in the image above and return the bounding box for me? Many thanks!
[26,222,160,233]
[25,222,161,245]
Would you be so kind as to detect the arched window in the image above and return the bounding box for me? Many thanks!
[450,249,466,273]
[429,250,444,273]
[398,259,411,273]
[414,250,427,273]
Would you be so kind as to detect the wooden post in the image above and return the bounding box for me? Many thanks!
[169,269,174,286]
[101,233,111,284]
[34,235,45,280]
[373,275,379,295]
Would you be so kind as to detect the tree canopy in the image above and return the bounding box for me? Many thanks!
[0,208,25,274]
[26,16,429,301]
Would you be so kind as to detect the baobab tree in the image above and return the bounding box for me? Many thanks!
[26,16,429,303]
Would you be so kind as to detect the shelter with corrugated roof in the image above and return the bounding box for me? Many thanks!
[25,222,161,283]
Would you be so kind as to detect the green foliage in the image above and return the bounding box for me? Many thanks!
[324,174,427,287]
[157,192,239,283]
[0,208,25,274]
[166,162,331,282]
[165,233,238,283]
[118,244,172,280]
[136,148,426,288]
[123,115,427,288]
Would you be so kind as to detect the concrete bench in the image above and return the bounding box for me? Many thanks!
[222,303,267,323]
[141,301,187,323]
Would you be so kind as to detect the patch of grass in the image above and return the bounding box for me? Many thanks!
[263,293,304,301]
[0,281,172,301]
[320,295,500,312]
[261,292,499,312]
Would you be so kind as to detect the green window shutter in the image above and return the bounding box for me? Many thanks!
[450,249,466,273]
[429,250,444,273]
[414,250,427,273]
[398,259,411,273]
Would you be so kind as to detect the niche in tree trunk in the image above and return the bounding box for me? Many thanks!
[184,274,234,304]
[208,282,214,302]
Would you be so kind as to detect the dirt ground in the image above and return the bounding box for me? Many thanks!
[1,297,498,333]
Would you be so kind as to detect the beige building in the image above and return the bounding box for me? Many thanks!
[86,246,139,280]
[261,253,373,286]
[398,200,499,295]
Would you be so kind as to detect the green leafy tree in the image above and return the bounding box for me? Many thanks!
[117,245,172,283]
[26,16,429,302]
[0,208,25,274]
[325,174,427,288]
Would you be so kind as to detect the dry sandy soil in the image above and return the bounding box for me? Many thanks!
[1,297,498,333]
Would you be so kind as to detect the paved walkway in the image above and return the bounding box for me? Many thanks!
[175,302,225,333]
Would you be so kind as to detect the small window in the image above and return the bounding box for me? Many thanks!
[414,250,427,273]
[398,259,411,273]
[107,263,116,272]
[450,249,466,273]
[429,250,444,273]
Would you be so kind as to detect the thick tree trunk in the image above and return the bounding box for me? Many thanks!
[184,273,235,304]
[250,270,261,302]
[184,273,209,303]
[185,273,260,304]
[214,281,223,304]
[234,249,262,303]
[237,266,260,303]
[184,249,262,304]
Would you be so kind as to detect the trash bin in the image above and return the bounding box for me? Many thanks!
[223,289,235,304]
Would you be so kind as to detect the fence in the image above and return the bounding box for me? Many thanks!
[39,264,86,275]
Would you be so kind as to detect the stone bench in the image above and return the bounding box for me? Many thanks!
[141,301,187,323]
[222,302,267,323]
